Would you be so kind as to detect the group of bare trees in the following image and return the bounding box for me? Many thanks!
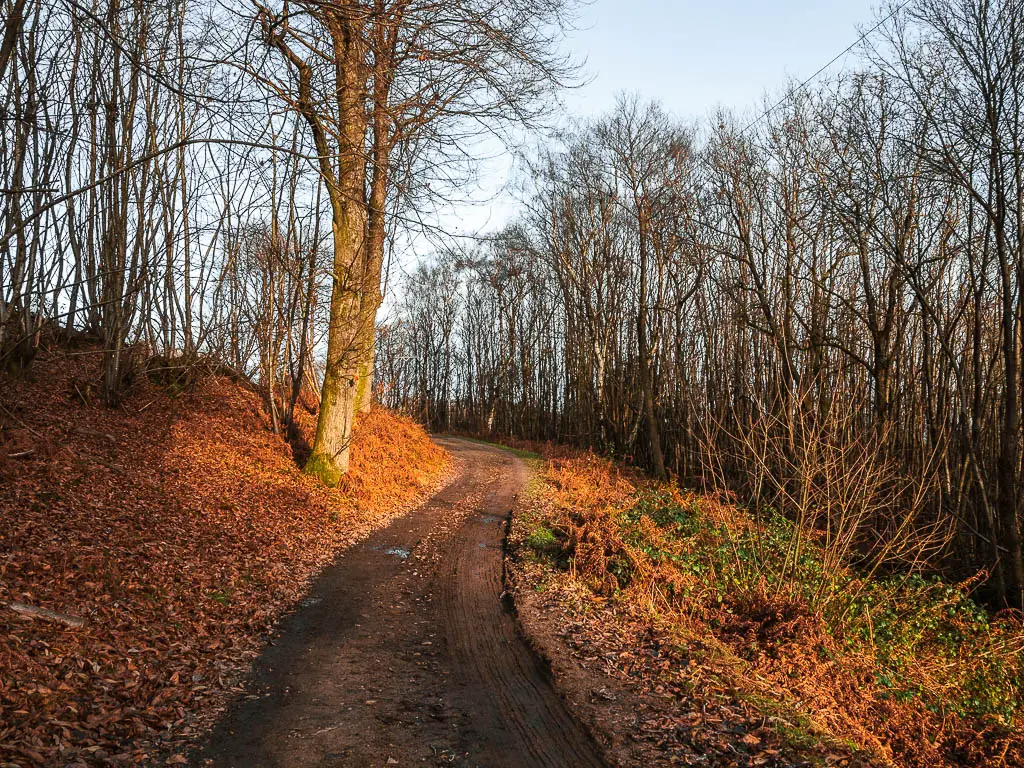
[1,0,576,479]
[378,0,1024,608]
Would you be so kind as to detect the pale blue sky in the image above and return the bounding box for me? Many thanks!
[405,0,886,259]
[561,1,883,120]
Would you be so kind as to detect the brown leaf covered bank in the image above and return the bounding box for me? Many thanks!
[0,346,450,766]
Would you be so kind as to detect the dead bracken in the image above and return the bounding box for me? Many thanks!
[508,446,1024,768]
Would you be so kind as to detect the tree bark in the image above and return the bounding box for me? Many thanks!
[288,8,370,484]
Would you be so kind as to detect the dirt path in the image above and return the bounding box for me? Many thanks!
[193,438,605,768]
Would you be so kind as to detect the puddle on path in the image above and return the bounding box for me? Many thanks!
[369,544,413,559]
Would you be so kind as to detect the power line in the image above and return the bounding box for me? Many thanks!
[739,0,913,135]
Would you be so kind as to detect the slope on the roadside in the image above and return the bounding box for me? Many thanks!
[0,344,450,766]
[507,450,1024,768]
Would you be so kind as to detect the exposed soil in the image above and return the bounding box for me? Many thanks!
[193,438,605,768]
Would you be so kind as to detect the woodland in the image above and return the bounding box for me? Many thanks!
[2,0,1024,765]
[0,0,575,480]
[379,0,1024,610]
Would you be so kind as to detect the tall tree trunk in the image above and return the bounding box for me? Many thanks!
[303,10,369,484]
[355,17,395,415]
[997,230,1023,609]
[307,202,365,483]
[637,210,667,481]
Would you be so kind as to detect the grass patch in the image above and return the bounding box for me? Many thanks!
[451,434,541,460]
[525,525,560,554]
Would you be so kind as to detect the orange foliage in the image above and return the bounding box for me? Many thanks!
[0,346,450,765]
[514,450,1024,768]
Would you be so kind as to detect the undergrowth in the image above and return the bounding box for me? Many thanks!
[516,452,1024,767]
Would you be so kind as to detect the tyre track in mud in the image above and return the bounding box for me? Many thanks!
[194,437,605,768]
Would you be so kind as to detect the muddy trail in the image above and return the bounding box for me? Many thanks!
[193,438,605,768]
